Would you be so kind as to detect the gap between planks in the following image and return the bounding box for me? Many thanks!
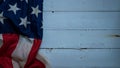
[43,11,120,13]
[40,48,120,50]
[43,28,120,31]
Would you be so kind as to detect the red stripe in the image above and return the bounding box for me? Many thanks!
[24,39,45,68]
[0,34,19,68]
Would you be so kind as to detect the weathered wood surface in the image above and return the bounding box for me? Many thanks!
[40,0,120,67]
[40,49,120,68]
[43,0,120,11]
[41,30,120,48]
[43,12,120,29]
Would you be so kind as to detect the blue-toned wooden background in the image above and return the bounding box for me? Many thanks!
[40,0,120,68]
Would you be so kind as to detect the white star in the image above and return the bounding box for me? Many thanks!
[8,3,21,15]
[0,12,6,24]
[25,0,28,3]
[19,17,30,28]
[31,5,41,18]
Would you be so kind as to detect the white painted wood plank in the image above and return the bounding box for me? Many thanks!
[43,12,120,29]
[43,0,120,11]
[41,30,120,48]
[40,49,120,68]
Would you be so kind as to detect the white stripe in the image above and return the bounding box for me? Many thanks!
[12,35,34,68]
[12,59,20,68]
[0,34,3,48]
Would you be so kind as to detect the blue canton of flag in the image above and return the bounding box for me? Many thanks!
[0,0,43,39]
[0,0,49,68]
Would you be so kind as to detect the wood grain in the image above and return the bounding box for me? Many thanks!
[43,12,120,29]
[41,30,120,48]
[43,0,120,11]
[39,49,120,68]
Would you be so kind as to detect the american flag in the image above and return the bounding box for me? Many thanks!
[0,0,49,68]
